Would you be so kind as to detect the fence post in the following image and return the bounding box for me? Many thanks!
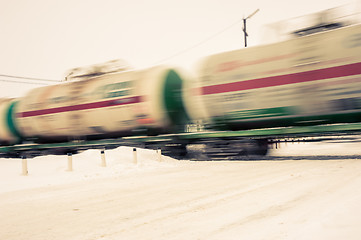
[157,148,162,162]
[67,153,73,171]
[21,156,28,176]
[133,148,137,164]
[100,150,106,167]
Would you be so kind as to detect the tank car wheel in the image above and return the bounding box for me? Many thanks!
[161,143,188,159]
[244,139,269,156]
[204,138,269,160]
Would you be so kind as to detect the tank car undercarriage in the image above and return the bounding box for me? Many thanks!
[2,122,361,159]
[0,136,269,160]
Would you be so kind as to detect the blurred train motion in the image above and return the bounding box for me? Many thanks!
[0,7,361,158]
[193,7,361,131]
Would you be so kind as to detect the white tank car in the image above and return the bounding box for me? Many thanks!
[0,98,19,144]
[11,66,189,143]
[189,23,361,130]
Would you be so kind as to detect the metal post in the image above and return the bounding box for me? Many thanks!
[133,148,137,164]
[243,18,247,47]
[100,150,106,167]
[242,9,259,48]
[67,153,73,171]
[21,156,28,176]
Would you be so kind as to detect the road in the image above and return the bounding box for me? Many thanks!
[1,158,361,239]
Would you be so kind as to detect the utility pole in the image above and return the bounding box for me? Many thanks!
[243,9,260,47]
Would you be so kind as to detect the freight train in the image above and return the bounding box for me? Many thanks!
[1,9,361,158]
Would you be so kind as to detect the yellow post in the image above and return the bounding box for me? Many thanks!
[133,148,137,164]
[157,148,162,162]
[100,150,106,167]
[21,156,28,176]
[67,153,73,171]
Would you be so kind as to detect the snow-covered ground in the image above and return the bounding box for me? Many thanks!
[1,141,361,239]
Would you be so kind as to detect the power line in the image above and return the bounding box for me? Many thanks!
[1,17,248,81]
[0,74,60,82]
[155,18,244,64]
[0,78,51,85]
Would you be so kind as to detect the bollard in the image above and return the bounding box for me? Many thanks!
[67,153,73,171]
[133,148,137,164]
[157,148,162,162]
[100,150,106,167]
[21,156,28,176]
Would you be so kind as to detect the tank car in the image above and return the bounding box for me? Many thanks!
[8,66,189,143]
[0,98,20,145]
[188,22,361,131]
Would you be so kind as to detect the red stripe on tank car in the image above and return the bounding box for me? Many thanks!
[202,62,361,95]
[19,96,142,118]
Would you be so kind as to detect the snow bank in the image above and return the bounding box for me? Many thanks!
[1,141,361,240]
[0,146,179,193]
[1,140,361,194]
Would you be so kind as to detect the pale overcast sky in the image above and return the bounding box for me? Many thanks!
[0,0,358,97]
